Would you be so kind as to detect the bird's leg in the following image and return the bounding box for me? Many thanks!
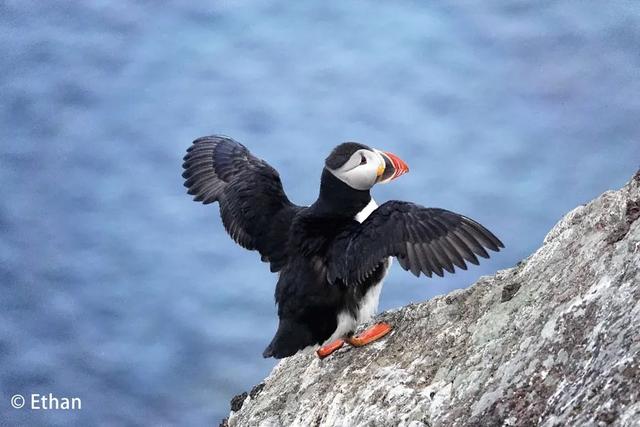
[316,338,345,359]
[346,322,391,347]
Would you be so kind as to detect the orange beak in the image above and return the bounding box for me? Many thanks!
[377,151,409,183]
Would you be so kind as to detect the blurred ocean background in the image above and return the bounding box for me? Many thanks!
[1,1,639,425]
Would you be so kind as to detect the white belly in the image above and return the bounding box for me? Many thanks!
[325,260,392,343]
[325,198,389,344]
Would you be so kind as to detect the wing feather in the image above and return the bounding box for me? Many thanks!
[183,135,301,272]
[330,201,503,285]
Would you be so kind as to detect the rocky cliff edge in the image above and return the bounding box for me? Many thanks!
[226,170,640,427]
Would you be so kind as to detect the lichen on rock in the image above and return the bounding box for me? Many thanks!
[226,170,640,427]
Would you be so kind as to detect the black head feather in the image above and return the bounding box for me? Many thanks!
[325,142,371,169]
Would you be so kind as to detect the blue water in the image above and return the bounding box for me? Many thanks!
[1,1,638,425]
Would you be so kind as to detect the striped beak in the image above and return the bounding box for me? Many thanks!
[375,150,409,184]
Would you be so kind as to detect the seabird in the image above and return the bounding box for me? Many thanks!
[182,136,503,359]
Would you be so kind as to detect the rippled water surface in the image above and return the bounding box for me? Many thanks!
[1,1,639,425]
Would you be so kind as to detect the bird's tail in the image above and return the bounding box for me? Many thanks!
[263,318,314,359]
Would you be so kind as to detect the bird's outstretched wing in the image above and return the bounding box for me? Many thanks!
[327,201,503,285]
[182,136,301,272]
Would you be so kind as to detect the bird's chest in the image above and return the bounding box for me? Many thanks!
[353,197,386,319]
[298,197,380,283]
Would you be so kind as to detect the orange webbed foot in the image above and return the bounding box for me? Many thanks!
[347,322,392,347]
[316,338,345,359]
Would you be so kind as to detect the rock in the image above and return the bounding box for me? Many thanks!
[227,170,640,427]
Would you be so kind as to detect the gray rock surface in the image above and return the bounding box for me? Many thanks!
[227,171,640,427]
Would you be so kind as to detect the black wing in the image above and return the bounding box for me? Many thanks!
[182,136,301,272]
[328,201,504,285]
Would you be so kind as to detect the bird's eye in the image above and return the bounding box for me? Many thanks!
[360,155,367,165]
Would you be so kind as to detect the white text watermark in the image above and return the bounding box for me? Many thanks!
[10,394,82,410]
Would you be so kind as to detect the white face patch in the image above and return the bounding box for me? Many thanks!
[327,149,385,191]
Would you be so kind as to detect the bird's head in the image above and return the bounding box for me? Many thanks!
[324,142,409,191]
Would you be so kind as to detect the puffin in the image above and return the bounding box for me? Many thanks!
[182,135,503,359]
